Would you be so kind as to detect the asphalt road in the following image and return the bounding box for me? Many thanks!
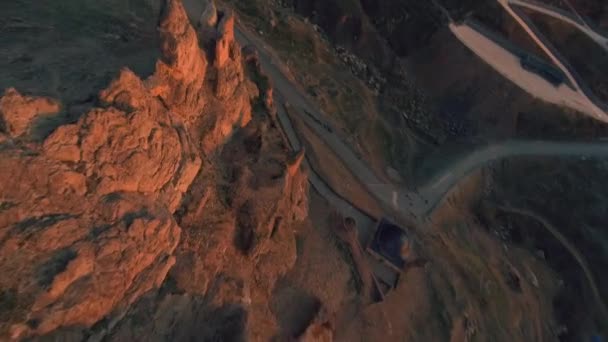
[230,5,608,326]
[508,0,608,52]
[275,100,400,286]
[450,22,599,121]
[418,140,608,213]
[496,204,608,323]
[497,0,608,119]
[234,23,608,220]
[234,26,433,220]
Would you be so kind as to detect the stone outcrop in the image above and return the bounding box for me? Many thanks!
[43,68,202,214]
[1,187,180,337]
[0,0,308,340]
[213,12,245,101]
[214,11,235,68]
[147,0,208,122]
[199,0,218,28]
[0,88,61,138]
[168,109,309,340]
[242,44,276,116]
[0,11,202,335]
[0,142,184,338]
[197,7,257,154]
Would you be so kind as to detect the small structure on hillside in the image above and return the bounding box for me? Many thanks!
[519,54,566,87]
[367,218,411,272]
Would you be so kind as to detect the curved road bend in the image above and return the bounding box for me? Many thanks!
[235,24,608,219]
[233,28,401,209]
[276,103,374,240]
[450,22,596,118]
[232,8,608,326]
[508,0,608,52]
[275,94,400,287]
[418,140,608,214]
[496,205,608,323]
[497,0,608,119]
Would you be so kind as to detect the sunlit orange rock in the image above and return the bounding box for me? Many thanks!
[0,88,60,138]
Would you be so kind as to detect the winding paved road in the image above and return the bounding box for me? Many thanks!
[496,205,608,323]
[234,27,401,284]
[498,0,608,116]
[234,23,608,220]
[418,140,608,212]
[231,9,608,313]
[451,0,608,122]
[274,100,400,286]
[229,5,608,327]
[508,0,608,52]
[450,21,598,119]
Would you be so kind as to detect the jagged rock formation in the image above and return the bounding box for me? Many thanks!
[197,6,258,154]
[199,0,218,28]
[165,110,308,341]
[0,0,308,340]
[0,89,61,138]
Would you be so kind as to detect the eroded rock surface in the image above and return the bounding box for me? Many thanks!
[0,0,308,340]
[0,88,61,138]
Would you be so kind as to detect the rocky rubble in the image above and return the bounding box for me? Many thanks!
[0,0,308,340]
[335,46,386,93]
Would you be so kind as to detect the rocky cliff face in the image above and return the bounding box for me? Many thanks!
[0,0,307,340]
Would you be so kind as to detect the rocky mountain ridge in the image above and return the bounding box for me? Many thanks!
[0,0,308,340]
